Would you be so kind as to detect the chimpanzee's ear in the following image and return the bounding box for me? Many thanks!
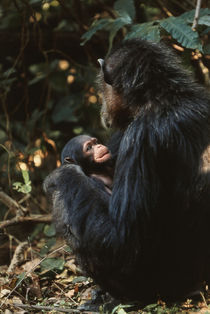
[64,157,77,165]
[98,58,112,86]
[97,58,104,68]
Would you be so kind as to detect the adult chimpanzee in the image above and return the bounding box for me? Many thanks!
[44,38,210,301]
[61,135,113,194]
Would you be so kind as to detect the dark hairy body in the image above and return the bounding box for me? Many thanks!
[44,38,210,301]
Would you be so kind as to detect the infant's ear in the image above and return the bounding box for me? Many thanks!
[64,157,77,165]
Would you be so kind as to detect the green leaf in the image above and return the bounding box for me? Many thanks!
[73,127,84,135]
[81,19,112,46]
[22,170,30,184]
[21,183,32,194]
[125,21,160,42]
[160,17,202,50]
[64,245,72,253]
[116,309,127,314]
[17,272,26,285]
[41,258,65,271]
[72,276,88,283]
[40,238,56,256]
[114,0,135,21]
[0,129,7,141]
[111,304,133,314]
[178,8,210,23]
[198,15,210,27]
[13,170,32,194]
[13,182,23,191]
[13,181,32,194]
[3,68,16,78]
[29,224,45,241]
[29,63,49,75]
[108,17,131,52]
[44,224,56,237]
[28,74,46,85]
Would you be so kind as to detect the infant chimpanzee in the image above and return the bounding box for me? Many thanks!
[61,135,113,194]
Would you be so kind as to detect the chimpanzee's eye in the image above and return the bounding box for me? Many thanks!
[86,144,92,151]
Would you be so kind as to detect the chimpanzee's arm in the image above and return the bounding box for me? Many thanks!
[43,163,116,252]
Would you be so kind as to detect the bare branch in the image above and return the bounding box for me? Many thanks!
[7,241,28,272]
[0,189,27,215]
[192,0,202,30]
[13,303,95,313]
[0,214,52,229]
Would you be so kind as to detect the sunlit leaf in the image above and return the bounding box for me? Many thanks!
[13,182,22,190]
[21,183,32,194]
[22,170,30,184]
[13,169,32,194]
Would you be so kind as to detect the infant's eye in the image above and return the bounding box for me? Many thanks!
[86,144,92,151]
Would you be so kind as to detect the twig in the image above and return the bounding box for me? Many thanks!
[2,245,66,306]
[0,214,52,229]
[0,188,27,215]
[192,0,202,30]
[0,145,12,190]
[197,58,210,86]
[155,0,173,17]
[7,241,28,272]
[18,193,30,204]
[192,51,210,86]
[13,303,97,313]
[200,291,208,307]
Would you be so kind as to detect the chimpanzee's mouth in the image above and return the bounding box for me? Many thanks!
[96,149,111,162]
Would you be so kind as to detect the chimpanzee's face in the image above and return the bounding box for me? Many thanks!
[82,137,111,163]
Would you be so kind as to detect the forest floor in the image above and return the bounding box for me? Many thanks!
[0,234,210,314]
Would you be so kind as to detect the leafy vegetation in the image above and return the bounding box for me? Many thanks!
[0,0,209,312]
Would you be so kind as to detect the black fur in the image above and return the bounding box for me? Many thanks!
[44,38,210,301]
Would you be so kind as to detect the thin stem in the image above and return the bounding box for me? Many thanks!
[192,0,202,30]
